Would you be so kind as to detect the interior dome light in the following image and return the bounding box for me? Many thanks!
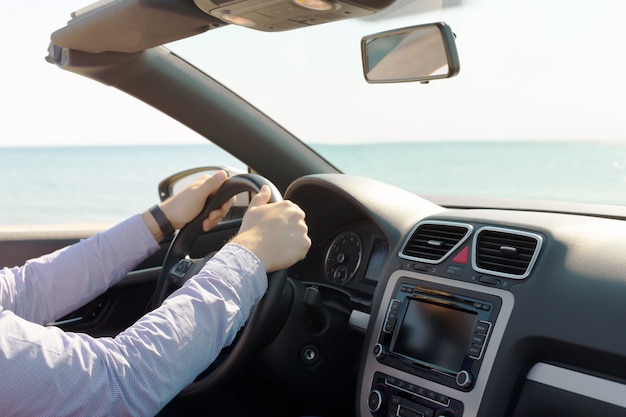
[292,0,334,11]
[220,13,256,27]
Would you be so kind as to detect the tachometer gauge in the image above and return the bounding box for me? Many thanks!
[324,231,362,285]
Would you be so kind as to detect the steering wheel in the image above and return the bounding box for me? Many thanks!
[151,173,289,398]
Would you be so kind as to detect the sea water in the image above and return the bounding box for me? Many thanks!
[0,144,244,227]
[1,140,625,226]
[316,141,626,205]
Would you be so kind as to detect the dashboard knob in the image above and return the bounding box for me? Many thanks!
[373,343,386,358]
[455,370,473,388]
[436,406,459,417]
[367,386,387,414]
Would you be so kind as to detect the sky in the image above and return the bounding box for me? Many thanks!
[1,0,626,147]
[0,0,206,147]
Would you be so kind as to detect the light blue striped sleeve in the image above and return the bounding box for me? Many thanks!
[0,214,159,324]
[0,242,267,417]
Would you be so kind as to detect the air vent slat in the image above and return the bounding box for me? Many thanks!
[473,228,542,279]
[400,222,472,264]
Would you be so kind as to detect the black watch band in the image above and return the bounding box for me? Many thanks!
[149,205,175,237]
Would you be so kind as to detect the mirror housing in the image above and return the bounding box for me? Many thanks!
[361,22,460,84]
[158,166,246,202]
[158,166,250,222]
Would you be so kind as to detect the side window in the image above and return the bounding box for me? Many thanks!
[157,165,251,222]
[0,144,246,229]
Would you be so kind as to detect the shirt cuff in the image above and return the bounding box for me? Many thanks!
[102,214,161,276]
[191,242,268,305]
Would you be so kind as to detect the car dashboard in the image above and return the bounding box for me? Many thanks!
[284,173,626,417]
[292,219,386,300]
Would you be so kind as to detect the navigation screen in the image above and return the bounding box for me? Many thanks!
[390,298,478,374]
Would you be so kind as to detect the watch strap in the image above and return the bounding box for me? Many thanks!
[149,205,175,238]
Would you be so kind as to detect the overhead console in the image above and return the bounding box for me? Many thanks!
[50,0,396,54]
[194,0,395,32]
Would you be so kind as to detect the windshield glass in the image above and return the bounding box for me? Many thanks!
[169,0,626,206]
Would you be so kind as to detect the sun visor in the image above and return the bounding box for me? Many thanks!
[50,0,225,53]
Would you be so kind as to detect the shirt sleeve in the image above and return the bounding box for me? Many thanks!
[0,242,267,417]
[0,214,160,325]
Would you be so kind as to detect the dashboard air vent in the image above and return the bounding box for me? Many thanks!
[400,221,472,264]
[473,227,543,279]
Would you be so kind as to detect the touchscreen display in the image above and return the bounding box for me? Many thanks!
[390,298,477,374]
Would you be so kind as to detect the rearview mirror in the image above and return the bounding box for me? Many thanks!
[361,22,460,84]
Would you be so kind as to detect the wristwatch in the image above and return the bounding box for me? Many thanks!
[149,205,175,238]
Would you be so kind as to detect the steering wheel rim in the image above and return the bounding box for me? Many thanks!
[151,173,288,398]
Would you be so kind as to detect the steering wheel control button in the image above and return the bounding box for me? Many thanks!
[170,259,194,285]
[171,259,192,277]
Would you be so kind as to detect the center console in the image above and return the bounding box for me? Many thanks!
[359,270,514,417]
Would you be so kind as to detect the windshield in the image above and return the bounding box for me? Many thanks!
[169,0,626,206]
[2,0,625,227]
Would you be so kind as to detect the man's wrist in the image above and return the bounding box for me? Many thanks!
[148,205,175,240]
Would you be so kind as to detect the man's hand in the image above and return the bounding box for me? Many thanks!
[143,171,311,271]
[231,185,311,272]
[160,170,234,231]
[143,170,234,241]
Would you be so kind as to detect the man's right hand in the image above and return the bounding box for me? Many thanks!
[230,185,311,272]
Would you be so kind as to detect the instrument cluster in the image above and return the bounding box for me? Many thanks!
[321,222,389,289]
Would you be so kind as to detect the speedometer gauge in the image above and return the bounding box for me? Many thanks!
[324,231,362,285]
